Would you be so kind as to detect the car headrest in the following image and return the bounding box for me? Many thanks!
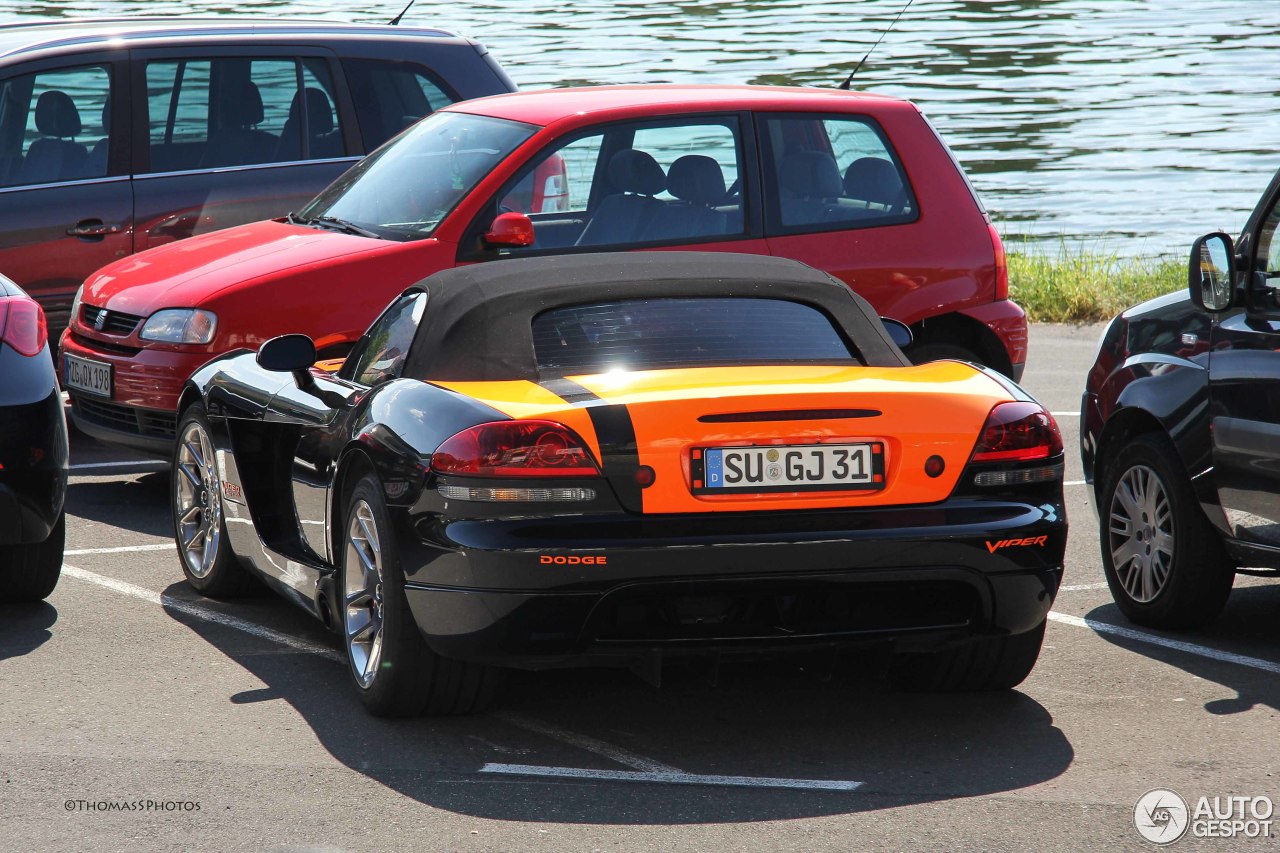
[35,90,82,138]
[289,87,334,135]
[844,157,903,205]
[667,155,726,205]
[779,150,843,199]
[220,81,265,128]
[608,149,666,196]
[101,95,111,133]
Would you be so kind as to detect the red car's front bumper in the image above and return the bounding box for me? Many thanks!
[60,327,211,456]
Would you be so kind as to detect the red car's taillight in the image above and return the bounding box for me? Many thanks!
[988,221,1009,301]
[0,296,48,357]
[970,401,1062,463]
[431,420,601,478]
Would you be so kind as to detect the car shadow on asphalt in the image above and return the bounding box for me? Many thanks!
[160,586,1074,824]
[65,472,169,538]
[0,601,57,661]
[1084,586,1280,717]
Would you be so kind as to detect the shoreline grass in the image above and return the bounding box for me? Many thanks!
[1007,244,1185,324]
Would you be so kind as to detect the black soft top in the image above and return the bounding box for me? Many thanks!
[403,252,909,381]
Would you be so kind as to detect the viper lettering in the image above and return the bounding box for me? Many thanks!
[986,536,1048,553]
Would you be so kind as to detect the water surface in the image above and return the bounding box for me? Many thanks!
[8,0,1279,255]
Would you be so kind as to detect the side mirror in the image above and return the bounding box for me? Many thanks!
[1188,232,1235,312]
[881,317,913,349]
[483,211,536,249]
[257,334,317,386]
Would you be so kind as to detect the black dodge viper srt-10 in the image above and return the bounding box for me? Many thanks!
[171,252,1066,716]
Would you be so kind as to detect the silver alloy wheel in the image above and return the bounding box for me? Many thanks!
[1108,463,1175,603]
[344,499,385,688]
[174,419,223,578]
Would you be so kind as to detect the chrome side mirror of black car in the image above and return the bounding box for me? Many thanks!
[1188,232,1235,312]
[257,334,317,387]
[881,317,913,349]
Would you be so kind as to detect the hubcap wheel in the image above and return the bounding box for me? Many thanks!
[174,420,223,578]
[1108,464,1175,603]
[344,500,385,688]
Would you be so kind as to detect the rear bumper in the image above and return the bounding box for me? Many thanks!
[400,496,1066,668]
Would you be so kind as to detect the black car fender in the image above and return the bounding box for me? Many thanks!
[1090,351,1222,523]
[185,349,292,422]
[331,378,509,518]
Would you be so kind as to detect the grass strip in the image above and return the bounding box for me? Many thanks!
[1007,242,1185,323]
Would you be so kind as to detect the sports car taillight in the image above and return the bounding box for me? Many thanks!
[0,295,48,357]
[965,402,1063,489]
[431,420,601,478]
[970,402,1062,463]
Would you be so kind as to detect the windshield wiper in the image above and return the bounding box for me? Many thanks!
[293,214,382,240]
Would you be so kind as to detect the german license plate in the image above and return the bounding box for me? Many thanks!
[65,354,112,398]
[695,442,885,494]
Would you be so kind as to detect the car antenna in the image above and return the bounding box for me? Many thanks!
[388,0,416,25]
[838,0,914,90]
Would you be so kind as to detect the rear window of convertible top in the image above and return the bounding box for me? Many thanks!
[531,297,860,376]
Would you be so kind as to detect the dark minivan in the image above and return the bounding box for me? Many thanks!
[0,17,516,339]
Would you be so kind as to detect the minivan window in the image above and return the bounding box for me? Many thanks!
[760,114,916,234]
[342,59,458,151]
[300,111,534,241]
[0,64,112,187]
[532,298,857,375]
[144,57,343,173]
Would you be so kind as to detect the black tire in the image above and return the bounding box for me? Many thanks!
[890,618,1046,692]
[339,473,499,717]
[907,341,983,367]
[1099,432,1234,628]
[172,403,252,598]
[0,512,65,603]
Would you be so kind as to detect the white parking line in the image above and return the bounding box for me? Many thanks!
[59,564,342,662]
[70,460,168,472]
[65,543,174,556]
[479,763,863,791]
[57,563,686,780]
[1064,480,1086,486]
[66,557,1280,785]
[1048,611,1280,675]
[1050,412,1079,417]
[1058,582,1108,592]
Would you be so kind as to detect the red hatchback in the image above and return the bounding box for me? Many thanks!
[60,84,1026,455]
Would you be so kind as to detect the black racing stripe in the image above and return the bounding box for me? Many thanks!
[538,377,644,512]
[537,377,601,405]
[585,403,644,512]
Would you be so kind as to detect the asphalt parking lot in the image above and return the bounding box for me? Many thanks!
[5,323,1280,852]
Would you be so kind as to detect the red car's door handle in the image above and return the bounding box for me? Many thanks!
[66,220,123,238]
